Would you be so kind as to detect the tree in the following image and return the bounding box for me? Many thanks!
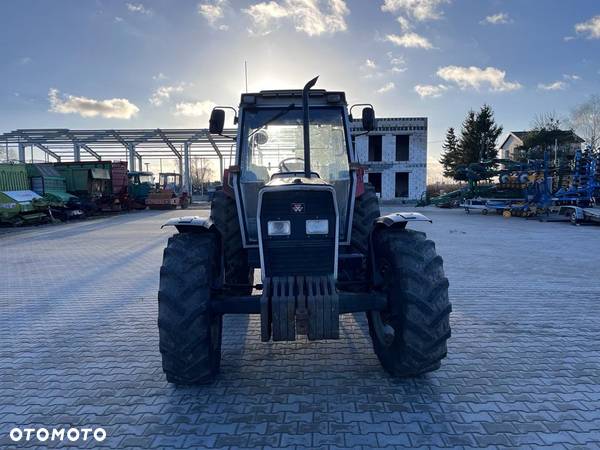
[457,110,480,165]
[476,104,502,161]
[517,112,578,160]
[439,127,460,178]
[569,95,600,153]
[191,157,213,195]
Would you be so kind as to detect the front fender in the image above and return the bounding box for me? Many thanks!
[374,211,432,229]
[162,216,215,232]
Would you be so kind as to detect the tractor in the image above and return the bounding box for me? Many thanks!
[158,78,451,384]
[146,172,190,210]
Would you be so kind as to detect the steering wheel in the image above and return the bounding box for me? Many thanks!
[279,157,305,172]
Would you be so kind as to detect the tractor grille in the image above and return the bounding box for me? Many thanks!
[259,188,337,277]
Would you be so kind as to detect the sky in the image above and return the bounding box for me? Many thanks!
[1,0,599,180]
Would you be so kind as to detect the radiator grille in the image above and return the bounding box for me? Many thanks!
[260,189,337,277]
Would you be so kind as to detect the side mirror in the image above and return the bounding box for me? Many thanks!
[362,107,376,132]
[209,109,225,134]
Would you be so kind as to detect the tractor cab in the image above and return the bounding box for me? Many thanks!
[235,91,355,246]
[127,171,154,208]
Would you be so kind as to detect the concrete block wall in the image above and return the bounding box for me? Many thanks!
[351,117,427,201]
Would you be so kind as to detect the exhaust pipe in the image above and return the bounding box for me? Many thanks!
[302,76,319,178]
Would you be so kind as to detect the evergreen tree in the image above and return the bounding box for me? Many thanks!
[458,110,480,165]
[439,127,460,178]
[476,104,502,161]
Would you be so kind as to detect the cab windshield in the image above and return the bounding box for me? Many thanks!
[241,107,350,182]
[239,106,351,243]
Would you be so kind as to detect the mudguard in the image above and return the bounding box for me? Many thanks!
[162,216,214,231]
[374,211,432,228]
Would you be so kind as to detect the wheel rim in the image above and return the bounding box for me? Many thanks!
[370,310,395,347]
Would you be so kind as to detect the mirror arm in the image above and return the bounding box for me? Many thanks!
[213,106,239,125]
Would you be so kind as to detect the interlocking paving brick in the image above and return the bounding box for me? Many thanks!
[1,206,600,449]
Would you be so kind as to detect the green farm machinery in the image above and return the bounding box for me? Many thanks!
[0,163,49,226]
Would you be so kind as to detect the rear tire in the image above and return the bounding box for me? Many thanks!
[368,228,451,377]
[210,190,253,295]
[158,233,222,385]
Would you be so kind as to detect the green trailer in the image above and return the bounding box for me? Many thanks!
[0,163,49,225]
[26,164,84,220]
[53,162,114,212]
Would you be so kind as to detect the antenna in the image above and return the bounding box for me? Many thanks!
[244,61,248,93]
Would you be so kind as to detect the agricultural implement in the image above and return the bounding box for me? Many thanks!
[26,163,84,220]
[53,161,115,213]
[157,78,451,384]
[0,163,49,226]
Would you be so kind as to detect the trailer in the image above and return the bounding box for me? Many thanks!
[53,161,129,212]
[558,205,600,225]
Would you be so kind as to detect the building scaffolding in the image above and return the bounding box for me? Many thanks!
[0,128,237,192]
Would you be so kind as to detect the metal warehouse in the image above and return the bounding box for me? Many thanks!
[351,117,427,201]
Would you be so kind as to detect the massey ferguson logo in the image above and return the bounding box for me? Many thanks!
[291,203,304,213]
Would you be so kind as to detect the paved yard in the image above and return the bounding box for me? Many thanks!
[1,206,600,449]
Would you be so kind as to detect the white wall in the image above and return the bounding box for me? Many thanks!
[352,117,427,200]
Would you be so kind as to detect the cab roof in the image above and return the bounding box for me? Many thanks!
[241,89,347,107]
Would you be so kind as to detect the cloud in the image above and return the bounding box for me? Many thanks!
[198,0,230,30]
[126,3,152,15]
[563,74,580,81]
[385,32,433,49]
[396,16,412,31]
[363,59,377,69]
[414,84,448,98]
[376,82,395,93]
[481,12,511,25]
[48,88,139,119]
[152,72,167,81]
[19,56,32,65]
[243,0,349,36]
[149,84,186,106]
[381,0,449,21]
[537,81,567,91]
[436,65,522,92]
[174,100,216,117]
[575,15,600,39]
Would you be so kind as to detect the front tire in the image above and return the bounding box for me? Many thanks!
[158,233,222,384]
[210,190,253,295]
[368,228,451,377]
[350,183,380,254]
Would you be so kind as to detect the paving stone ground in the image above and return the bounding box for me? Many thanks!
[1,206,599,449]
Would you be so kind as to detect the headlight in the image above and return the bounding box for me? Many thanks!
[267,220,291,236]
[306,219,329,235]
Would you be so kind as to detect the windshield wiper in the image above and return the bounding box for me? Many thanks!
[247,103,295,140]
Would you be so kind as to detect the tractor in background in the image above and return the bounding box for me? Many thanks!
[127,171,154,209]
[146,172,190,210]
[157,78,451,385]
